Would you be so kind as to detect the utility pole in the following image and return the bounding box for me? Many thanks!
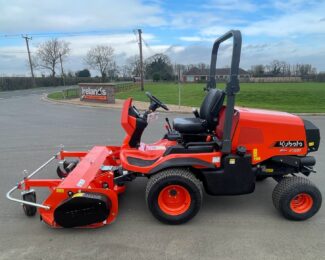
[137,29,144,91]
[22,35,36,87]
[59,53,65,86]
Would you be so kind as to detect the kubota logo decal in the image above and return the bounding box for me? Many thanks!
[274,141,304,148]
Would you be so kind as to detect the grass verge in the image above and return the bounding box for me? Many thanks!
[46,82,325,113]
[115,82,325,113]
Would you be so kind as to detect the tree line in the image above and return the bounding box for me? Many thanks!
[26,38,325,83]
[31,38,175,82]
[250,60,317,78]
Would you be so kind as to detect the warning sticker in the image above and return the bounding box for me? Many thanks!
[76,179,85,187]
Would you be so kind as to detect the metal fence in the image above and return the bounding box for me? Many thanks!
[60,82,137,99]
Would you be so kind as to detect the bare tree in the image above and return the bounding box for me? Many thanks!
[106,61,119,81]
[251,64,265,77]
[33,38,70,78]
[85,45,115,81]
[125,55,141,77]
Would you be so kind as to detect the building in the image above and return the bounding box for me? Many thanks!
[182,68,250,82]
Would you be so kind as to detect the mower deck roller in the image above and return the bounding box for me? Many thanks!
[54,192,111,228]
[7,30,322,228]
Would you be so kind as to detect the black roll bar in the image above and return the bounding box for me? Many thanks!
[206,30,242,153]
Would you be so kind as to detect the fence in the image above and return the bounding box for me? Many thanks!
[249,77,302,83]
[114,82,138,92]
[60,82,137,99]
[0,77,136,91]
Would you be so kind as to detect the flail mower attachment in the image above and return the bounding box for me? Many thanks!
[6,146,125,228]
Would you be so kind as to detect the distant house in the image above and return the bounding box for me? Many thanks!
[182,68,250,82]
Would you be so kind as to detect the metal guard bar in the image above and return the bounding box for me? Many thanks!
[206,30,242,154]
[6,154,59,210]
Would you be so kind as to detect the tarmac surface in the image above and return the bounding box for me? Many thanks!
[0,87,325,260]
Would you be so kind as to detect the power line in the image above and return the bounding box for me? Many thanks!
[0,51,30,54]
[0,30,131,39]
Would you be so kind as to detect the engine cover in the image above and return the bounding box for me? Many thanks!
[227,107,309,163]
[54,193,110,228]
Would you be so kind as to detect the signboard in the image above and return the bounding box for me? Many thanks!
[79,83,115,104]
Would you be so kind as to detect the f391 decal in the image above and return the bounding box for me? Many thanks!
[274,140,304,148]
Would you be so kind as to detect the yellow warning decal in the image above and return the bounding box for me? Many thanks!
[253,148,261,161]
[308,142,315,147]
[56,188,64,193]
[72,193,84,198]
[229,158,236,164]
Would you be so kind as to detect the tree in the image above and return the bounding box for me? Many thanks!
[125,55,141,77]
[251,64,265,77]
[106,61,119,81]
[145,53,173,80]
[76,69,91,77]
[85,45,115,81]
[269,60,282,76]
[33,38,70,78]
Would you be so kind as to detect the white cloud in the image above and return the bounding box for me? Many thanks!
[204,0,257,12]
[200,25,235,37]
[0,0,165,32]
[243,8,325,37]
[179,36,202,42]
[273,0,319,11]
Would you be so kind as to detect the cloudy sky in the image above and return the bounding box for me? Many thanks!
[1,0,325,76]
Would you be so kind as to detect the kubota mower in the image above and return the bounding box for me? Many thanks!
[7,30,322,228]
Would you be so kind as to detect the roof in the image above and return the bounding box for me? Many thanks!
[183,67,249,76]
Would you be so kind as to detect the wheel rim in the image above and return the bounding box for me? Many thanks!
[290,193,313,214]
[158,185,191,216]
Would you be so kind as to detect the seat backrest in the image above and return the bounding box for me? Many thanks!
[199,89,225,129]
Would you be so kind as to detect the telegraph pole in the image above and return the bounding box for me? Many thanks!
[59,53,65,86]
[22,35,36,87]
[137,29,144,91]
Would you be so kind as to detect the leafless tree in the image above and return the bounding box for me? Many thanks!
[125,55,141,77]
[33,38,70,78]
[106,61,119,81]
[85,45,115,81]
[251,64,265,77]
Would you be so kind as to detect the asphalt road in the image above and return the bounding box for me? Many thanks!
[1,88,325,260]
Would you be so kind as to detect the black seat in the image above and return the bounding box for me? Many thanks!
[173,89,225,134]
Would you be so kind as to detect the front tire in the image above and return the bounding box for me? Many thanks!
[272,177,322,220]
[145,168,202,225]
[22,191,37,217]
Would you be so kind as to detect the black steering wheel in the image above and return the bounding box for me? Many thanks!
[145,92,169,111]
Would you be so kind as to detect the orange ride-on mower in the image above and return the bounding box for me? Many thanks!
[7,30,322,228]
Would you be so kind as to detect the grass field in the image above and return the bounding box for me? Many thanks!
[47,88,79,100]
[115,82,325,113]
[47,82,325,113]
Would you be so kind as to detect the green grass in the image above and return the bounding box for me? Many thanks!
[115,82,325,113]
[48,91,64,100]
[47,88,79,100]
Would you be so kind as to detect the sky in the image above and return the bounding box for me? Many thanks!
[1,0,325,76]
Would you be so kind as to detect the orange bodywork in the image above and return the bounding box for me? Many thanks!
[17,97,311,228]
[231,107,307,164]
[24,146,124,228]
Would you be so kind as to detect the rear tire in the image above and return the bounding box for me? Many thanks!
[272,176,322,220]
[22,191,37,217]
[256,175,267,181]
[146,168,202,225]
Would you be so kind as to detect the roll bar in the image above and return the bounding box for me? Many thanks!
[206,30,242,153]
